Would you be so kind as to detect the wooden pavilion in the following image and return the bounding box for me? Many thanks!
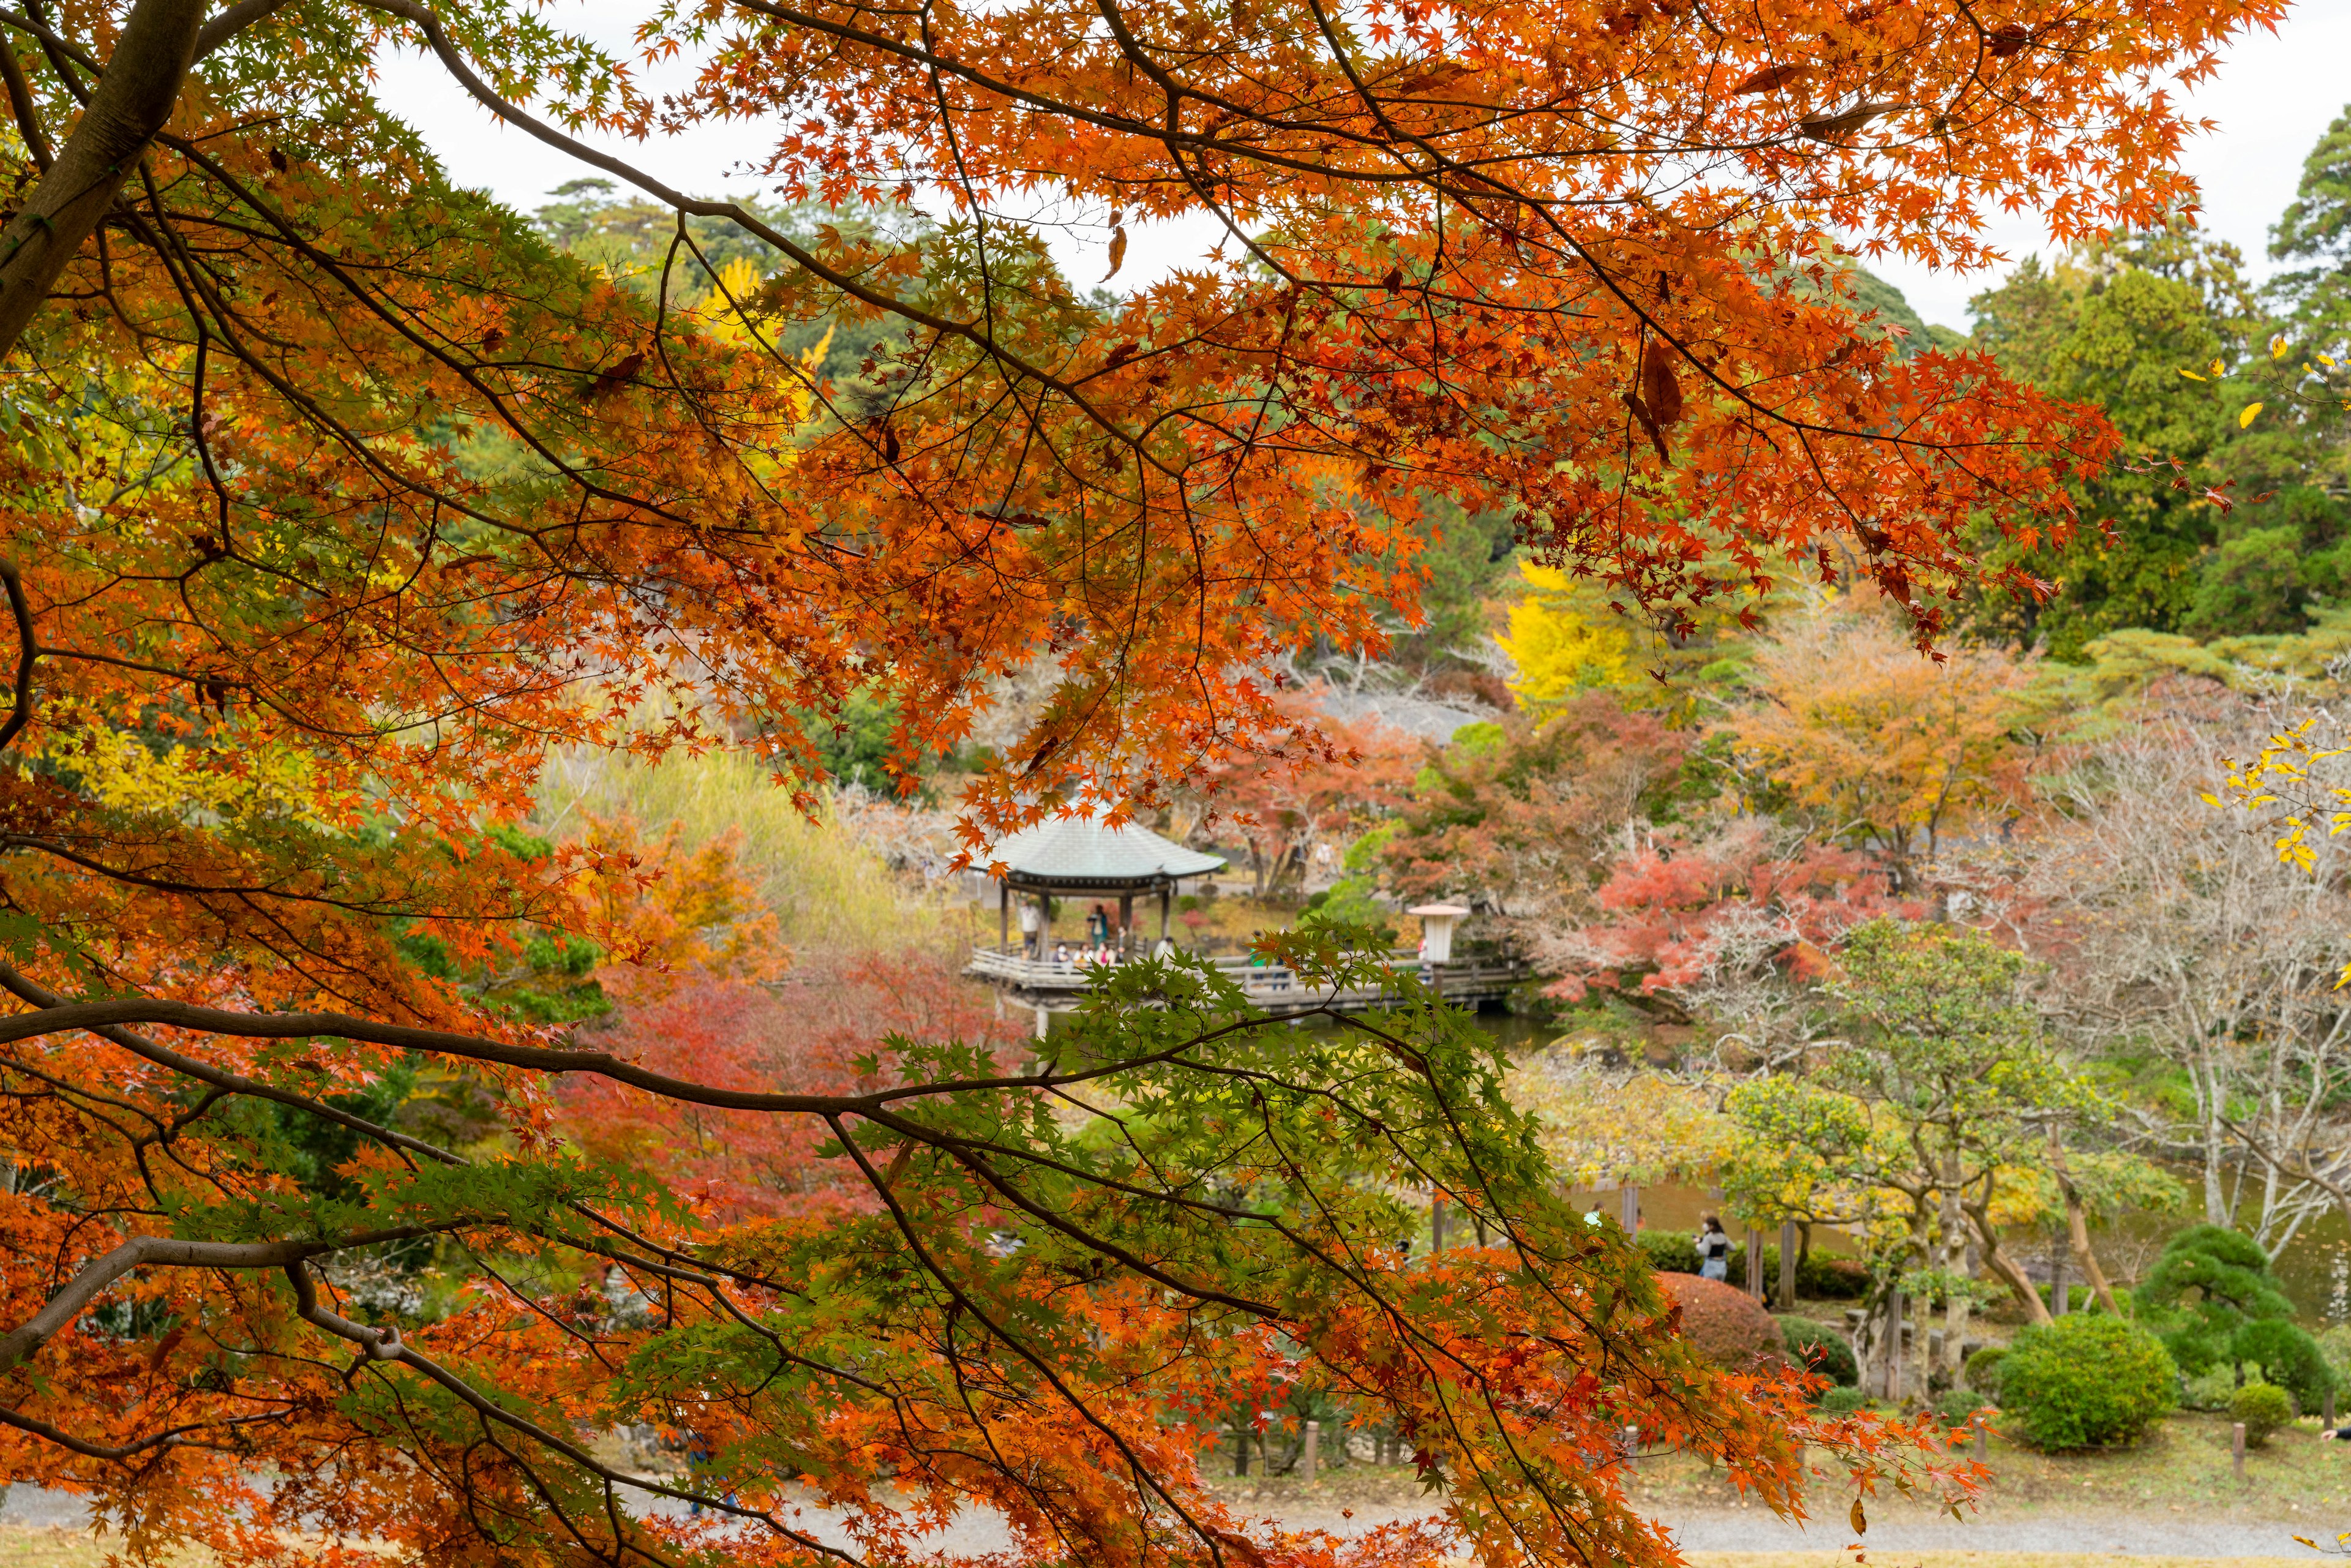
[967,817,1528,1032]
[983,814,1228,954]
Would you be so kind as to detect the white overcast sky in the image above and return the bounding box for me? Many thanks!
[384,0,2351,331]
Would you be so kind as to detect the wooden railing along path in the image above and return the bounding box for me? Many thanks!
[966,946,1527,1018]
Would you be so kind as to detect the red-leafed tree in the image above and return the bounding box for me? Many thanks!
[566,951,1022,1220]
[1537,819,1922,1066]
[1379,694,1692,917]
[1189,699,1419,895]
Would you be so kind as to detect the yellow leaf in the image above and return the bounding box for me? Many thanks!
[1850,1499,1867,1536]
[2240,402,2263,429]
[2272,334,2291,360]
[2179,368,2205,381]
[2321,353,2338,367]
[2211,358,2226,376]
[2199,792,2220,806]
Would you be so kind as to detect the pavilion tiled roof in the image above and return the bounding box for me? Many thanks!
[983,815,1226,889]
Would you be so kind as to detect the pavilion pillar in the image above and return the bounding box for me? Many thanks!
[999,881,1010,953]
[1119,893,1133,952]
[1160,885,1172,943]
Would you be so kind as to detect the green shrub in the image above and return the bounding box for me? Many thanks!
[1933,1387,1991,1427]
[1797,1253,1872,1299]
[1779,1316,1858,1386]
[1637,1230,1703,1275]
[1999,1316,2178,1450]
[1634,1234,1870,1300]
[2319,1323,2351,1386]
[1297,878,1398,947]
[1962,1346,2007,1398]
[2232,1318,2336,1412]
[1816,1386,1873,1414]
[2230,1381,2295,1447]
[2180,1364,2238,1412]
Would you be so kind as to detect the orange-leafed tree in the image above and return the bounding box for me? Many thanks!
[1728,599,2039,887]
[0,0,2260,1561]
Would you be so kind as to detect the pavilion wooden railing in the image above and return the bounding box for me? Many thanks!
[965,946,1526,1011]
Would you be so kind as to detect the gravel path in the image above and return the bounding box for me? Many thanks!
[4,1482,2322,1558]
[1651,1507,2314,1557]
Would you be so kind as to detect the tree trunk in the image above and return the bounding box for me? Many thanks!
[0,0,209,361]
[2047,1128,2122,1316]
[1967,1206,2051,1326]
[1851,1280,1890,1396]
[2199,1063,2230,1226]
[1939,1152,1971,1385]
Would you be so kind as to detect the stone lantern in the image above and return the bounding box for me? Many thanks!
[1407,903,1472,963]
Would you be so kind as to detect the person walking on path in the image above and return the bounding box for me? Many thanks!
[1696,1216,1736,1282]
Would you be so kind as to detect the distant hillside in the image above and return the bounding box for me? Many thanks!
[1848,266,1970,354]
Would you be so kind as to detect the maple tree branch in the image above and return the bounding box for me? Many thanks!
[0,560,35,752]
[0,1230,429,1374]
[281,1259,868,1559]
[191,0,287,59]
[0,40,52,170]
[0,989,1286,1114]
[0,961,459,1167]
[0,0,204,359]
[356,0,1169,466]
[0,965,883,1399]
[825,1115,1239,1568]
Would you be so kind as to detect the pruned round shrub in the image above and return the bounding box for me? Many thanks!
[1779,1316,1858,1386]
[1660,1273,1783,1367]
[2230,1381,2293,1448]
[1962,1346,2007,1398]
[1816,1385,1872,1414]
[1999,1316,2177,1450]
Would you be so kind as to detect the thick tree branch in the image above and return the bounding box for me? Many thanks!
[0,990,1258,1114]
[0,1230,426,1373]
[0,0,206,359]
[192,0,287,59]
[0,961,462,1165]
[0,41,51,168]
[0,561,34,752]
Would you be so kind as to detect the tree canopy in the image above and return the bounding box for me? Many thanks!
[0,0,2280,1562]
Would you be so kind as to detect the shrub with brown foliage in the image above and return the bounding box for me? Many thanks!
[1662,1274,1785,1368]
